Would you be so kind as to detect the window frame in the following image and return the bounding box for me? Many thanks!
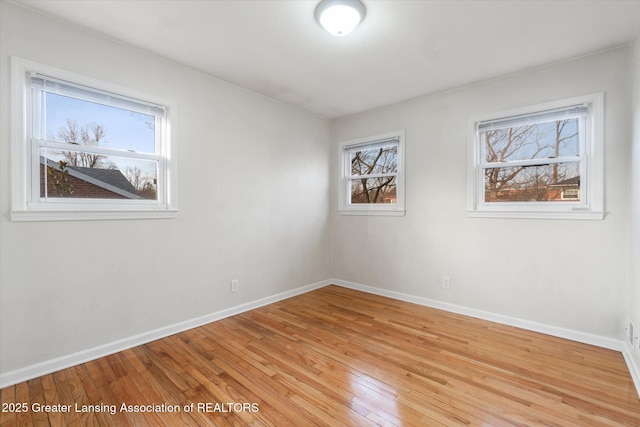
[10,57,177,221]
[338,130,406,216]
[466,93,604,220]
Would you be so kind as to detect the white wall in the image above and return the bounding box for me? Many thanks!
[332,48,632,340]
[0,2,331,375]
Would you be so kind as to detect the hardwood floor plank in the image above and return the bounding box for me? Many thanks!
[80,357,133,427]
[50,370,83,427]
[2,285,640,426]
[0,386,17,427]
[14,383,34,427]
[26,378,50,426]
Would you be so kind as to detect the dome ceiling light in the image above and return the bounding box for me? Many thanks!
[315,0,366,37]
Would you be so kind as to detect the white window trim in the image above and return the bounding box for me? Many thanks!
[10,57,178,221]
[466,93,604,220]
[338,130,406,216]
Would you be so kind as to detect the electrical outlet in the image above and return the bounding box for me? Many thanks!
[441,276,451,289]
[230,279,239,293]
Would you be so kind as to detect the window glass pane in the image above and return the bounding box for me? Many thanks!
[484,162,580,202]
[350,177,397,204]
[350,145,397,176]
[43,93,155,154]
[40,148,158,200]
[483,118,580,163]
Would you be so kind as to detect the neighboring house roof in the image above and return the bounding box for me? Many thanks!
[42,157,142,199]
[70,165,141,198]
[549,176,580,187]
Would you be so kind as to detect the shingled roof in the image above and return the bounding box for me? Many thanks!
[69,165,141,197]
[549,176,580,187]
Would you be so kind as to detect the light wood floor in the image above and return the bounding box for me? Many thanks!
[1,285,639,426]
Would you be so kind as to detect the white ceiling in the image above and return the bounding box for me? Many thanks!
[18,0,640,118]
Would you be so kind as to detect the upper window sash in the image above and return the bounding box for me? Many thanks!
[30,73,165,157]
[346,137,399,180]
[478,112,587,172]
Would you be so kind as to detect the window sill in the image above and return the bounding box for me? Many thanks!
[466,210,603,220]
[339,209,406,217]
[10,209,178,222]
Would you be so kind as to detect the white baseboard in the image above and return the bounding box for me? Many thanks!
[622,343,640,398]
[332,279,624,351]
[0,279,331,389]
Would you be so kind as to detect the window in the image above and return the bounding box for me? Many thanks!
[10,57,177,221]
[338,131,405,216]
[467,93,604,219]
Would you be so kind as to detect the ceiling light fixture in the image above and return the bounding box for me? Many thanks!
[315,0,366,37]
